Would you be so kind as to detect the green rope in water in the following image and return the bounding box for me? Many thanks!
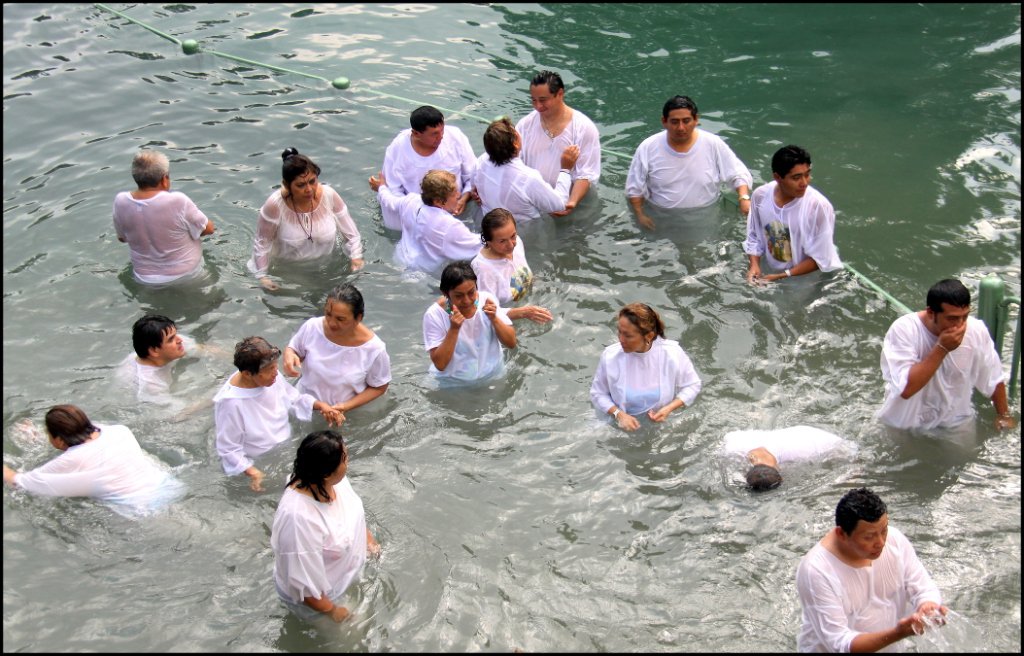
[94,3,921,315]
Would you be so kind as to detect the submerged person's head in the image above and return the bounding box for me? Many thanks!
[746,464,783,491]
[287,430,349,503]
[45,404,99,448]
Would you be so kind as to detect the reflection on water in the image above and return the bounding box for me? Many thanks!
[3,2,1020,653]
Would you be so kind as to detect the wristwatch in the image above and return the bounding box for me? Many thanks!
[739,194,751,201]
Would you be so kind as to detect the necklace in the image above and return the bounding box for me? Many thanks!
[297,210,314,241]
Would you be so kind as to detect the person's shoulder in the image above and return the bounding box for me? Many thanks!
[803,185,833,208]
[384,129,412,155]
[515,111,538,129]
[601,341,625,358]
[444,124,469,138]
[752,181,775,200]
[571,109,599,129]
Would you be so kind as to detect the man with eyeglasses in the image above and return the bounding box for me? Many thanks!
[876,278,1015,431]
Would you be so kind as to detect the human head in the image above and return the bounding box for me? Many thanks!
[835,487,887,535]
[286,430,349,503]
[420,169,458,208]
[132,314,180,360]
[746,464,782,491]
[481,208,516,243]
[618,303,666,340]
[926,279,971,314]
[324,283,365,322]
[233,336,281,376]
[440,260,478,295]
[280,147,321,191]
[483,117,519,166]
[410,105,445,132]
[771,145,812,178]
[662,95,699,120]
[530,70,565,96]
[131,150,170,188]
[44,404,98,448]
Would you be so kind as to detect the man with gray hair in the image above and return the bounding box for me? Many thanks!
[113,149,215,284]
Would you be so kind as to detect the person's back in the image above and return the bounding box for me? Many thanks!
[13,423,181,511]
[112,150,213,284]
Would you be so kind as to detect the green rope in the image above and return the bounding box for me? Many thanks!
[843,263,912,314]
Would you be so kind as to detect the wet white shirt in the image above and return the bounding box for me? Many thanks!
[113,190,210,283]
[287,317,392,407]
[625,129,752,209]
[590,336,701,416]
[722,426,853,462]
[516,109,601,187]
[796,526,942,653]
[743,181,842,272]
[212,375,315,476]
[473,154,571,221]
[471,239,534,304]
[422,291,512,382]
[271,478,368,605]
[877,314,1003,430]
[380,125,478,230]
[247,185,362,278]
[114,334,196,405]
[376,186,482,276]
[13,423,182,513]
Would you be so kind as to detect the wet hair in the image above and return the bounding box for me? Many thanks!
[286,430,348,503]
[771,145,812,178]
[439,260,477,294]
[481,208,516,243]
[835,487,888,535]
[45,404,99,447]
[410,105,444,132]
[132,314,177,359]
[324,283,365,321]
[131,150,170,188]
[662,95,699,120]
[483,117,518,166]
[746,464,783,492]
[420,169,457,207]
[233,336,281,375]
[926,279,971,314]
[280,147,321,192]
[618,303,666,340]
[530,70,565,95]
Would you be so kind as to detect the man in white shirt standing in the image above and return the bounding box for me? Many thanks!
[877,278,1015,431]
[113,150,215,284]
[375,105,478,230]
[743,145,842,284]
[796,487,948,652]
[626,95,752,231]
[516,70,601,217]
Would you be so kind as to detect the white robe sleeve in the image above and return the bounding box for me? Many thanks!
[14,453,99,497]
[589,351,615,414]
[214,399,255,476]
[573,116,601,183]
[247,194,282,278]
[328,189,363,261]
[796,553,860,653]
[625,143,649,199]
[527,169,571,214]
[673,349,702,407]
[273,505,333,603]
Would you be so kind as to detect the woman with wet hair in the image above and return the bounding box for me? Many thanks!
[271,430,379,623]
[589,303,701,432]
[284,283,391,412]
[248,148,364,290]
[471,208,552,324]
[2,404,183,514]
